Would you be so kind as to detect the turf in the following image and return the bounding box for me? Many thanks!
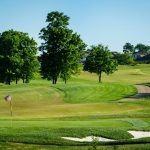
[54,82,136,103]
[1,143,150,150]
[79,64,150,84]
[0,64,150,147]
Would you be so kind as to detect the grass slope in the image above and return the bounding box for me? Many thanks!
[0,64,150,147]
[55,82,136,103]
[0,80,136,118]
[1,143,150,150]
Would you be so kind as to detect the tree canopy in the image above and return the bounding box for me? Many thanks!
[135,43,150,55]
[83,44,118,82]
[0,30,38,84]
[39,11,86,84]
[123,42,135,54]
[112,51,135,65]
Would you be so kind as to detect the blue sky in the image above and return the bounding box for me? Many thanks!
[1,0,150,52]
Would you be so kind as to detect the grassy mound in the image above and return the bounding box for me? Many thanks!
[54,82,136,103]
[0,64,150,148]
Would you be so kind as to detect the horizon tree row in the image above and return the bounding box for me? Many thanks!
[123,42,150,55]
[112,42,150,65]
[39,11,118,84]
[2,11,140,85]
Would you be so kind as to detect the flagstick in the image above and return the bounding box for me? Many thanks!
[4,95,12,128]
[10,101,12,127]
[10,101,12,117]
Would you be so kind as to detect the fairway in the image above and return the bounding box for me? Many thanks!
[0,64,150,149]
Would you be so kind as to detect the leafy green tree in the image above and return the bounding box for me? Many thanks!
[123,42,135,54]
[135,43,150,55]
[0,30,21,84]
[19,37,39,83]
[39,11,86,84]
[136,53,150,63]
[0,30,38,84]
[112,51,135,65]
[84,44,118,82]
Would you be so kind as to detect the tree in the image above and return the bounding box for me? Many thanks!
[84,44,118,82]
[136,53,150,63]
[0,30,38,84]
[19,36,39,83]
[39,11,86,84]
[135,43,150,55]
[123,42,135,54]
[112,51,135,65]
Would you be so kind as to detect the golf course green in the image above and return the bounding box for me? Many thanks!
[0,64,150,149]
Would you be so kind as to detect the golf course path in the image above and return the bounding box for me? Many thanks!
[130,85,150,98]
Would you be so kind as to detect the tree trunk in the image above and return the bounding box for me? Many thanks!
[6,72,11,85]
[52,78,56,84]
[99,71,102,83]
[25,76,29,83]
[65,79,67,84]
[4,76,7,84]
[23,77,25,83]
[8,75,11,85]
[7,78,10,85]
[52,78,55,84]
[52,77,57,84]
[55,78,57,84]
[16,76,18,84]
[16,79,18,84]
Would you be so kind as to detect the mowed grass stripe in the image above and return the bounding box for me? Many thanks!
[55,83,136,103]
[0,65,150,146]
[0,102,143,118]
[0,119,132,128]
[0,79,137,118]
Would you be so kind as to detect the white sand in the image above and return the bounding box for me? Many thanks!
[128,130,150,139]
[62,136,115,142]
[62,130,150,142]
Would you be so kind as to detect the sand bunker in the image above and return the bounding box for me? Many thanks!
[62,136,116,142]
[128,130,150,139]
[62,131,150,142]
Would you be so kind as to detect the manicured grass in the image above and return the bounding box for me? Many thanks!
[0,64,150,148]
[79,64,150,84]
[0,117,150,146]
[0,79,137,118]
[0,125,132,144]
[0,119,132,129]
[54,82,136,103]
[1,143,150,150]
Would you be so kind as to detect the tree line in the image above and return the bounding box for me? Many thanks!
[0,11,149,85]
[113,42,150,65]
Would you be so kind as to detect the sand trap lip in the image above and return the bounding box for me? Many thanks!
[62,136,116,142]
[128,130,150,139]
[62,131,150,142]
